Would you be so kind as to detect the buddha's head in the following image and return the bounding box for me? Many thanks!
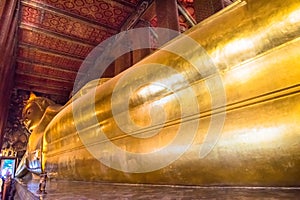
[22,93,55,132]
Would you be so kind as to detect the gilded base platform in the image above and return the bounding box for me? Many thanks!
[14,179,300,200]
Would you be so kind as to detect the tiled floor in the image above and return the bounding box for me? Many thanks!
[14,179,300,200]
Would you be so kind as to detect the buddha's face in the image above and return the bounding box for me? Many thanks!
[23,102,44,132]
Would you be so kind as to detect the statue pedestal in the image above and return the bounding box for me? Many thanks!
[14,178,300,199]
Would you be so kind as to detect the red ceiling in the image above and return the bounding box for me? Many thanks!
[31,0,138,28]
[15,0,147,100]
[15,0,202,100]
[20,4,117,44]
[17,45,82,72]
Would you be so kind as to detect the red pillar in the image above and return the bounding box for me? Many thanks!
[114,52,132,76]
[0,0,18,148]
[132,21,151,65]
[155,0,180,45]
[194,0,224,23]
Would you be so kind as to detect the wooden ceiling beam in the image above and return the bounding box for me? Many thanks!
[18,26,97,60]
[121,0,154,31]
[18,43,83,63]
[19,24,95,49]
[114,0,140,7]
[15,79,72,92]
[17,44,83,72]
[20,22,98,46]
[15,82,70,97]
[15,73,74,89]
[18,42,86,61]
[15,70,75,84]
[16,60,77,82]
[17,59,79,75]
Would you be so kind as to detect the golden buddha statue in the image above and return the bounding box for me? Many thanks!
[17,0,300,187]
[22,93,56,133]
[16,93,62,176]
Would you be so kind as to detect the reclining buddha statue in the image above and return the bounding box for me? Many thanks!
[17,0,300,187]
[16,79,105,177]
[16,93,62,177]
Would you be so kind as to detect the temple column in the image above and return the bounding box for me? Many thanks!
[132,21,151,65]
[155,0,180,45]
[0,0,18,148]
[114,52,132,76]
[193,0,224,22]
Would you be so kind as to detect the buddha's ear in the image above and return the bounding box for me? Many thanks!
[29,92,37,101]
[41,99,50,109]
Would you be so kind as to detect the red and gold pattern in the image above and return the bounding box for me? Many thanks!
[18,46,82,72]
[19,28,94,58]
[21,4,117,45]
[15,0,214,99]
[150,0,196,32]
[16,0,143,98]
[31,0,135,29]
[178,0,195,32]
